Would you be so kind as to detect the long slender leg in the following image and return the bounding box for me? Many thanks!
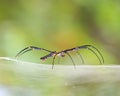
[16,49,33,58]
[89,45,104,64]
[52,54,57,69]
[78,45,104,64]
[15,47,30,57]
[76,51,85,64]
[87,47,102,64]
[65,52,76,69]
[15,46,53,58]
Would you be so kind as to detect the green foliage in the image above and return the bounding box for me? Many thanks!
[0,0,119,63]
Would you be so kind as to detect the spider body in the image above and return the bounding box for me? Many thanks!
[40,51,57,60]
[16,45,104,69]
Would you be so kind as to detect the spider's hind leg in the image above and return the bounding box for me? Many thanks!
[76,51,85,64]
[86,45,104,64]
[78,45,104,64]
[65,52,76,69]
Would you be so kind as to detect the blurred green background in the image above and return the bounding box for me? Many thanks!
[0,0,120,96]
[0,0,120,64]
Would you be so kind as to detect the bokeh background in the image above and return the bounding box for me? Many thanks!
[0,0,120,96]
[0,0,120,64]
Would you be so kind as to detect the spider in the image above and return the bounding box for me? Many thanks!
[15,45,104,69]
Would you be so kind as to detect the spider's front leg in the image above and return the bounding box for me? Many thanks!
[15,46,53,58]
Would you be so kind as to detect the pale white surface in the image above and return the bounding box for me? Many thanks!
[0,57,120,84]
[0,86,10,96]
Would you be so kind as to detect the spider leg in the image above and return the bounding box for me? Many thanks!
[15,46,53,58]
[52,54,57,69]
[76,51,85,64]
[40,51,57,69]
[51,51,76,69]
[16,49,33,58]
[89,45,104,64]
[65,52,76,69]
[15,46,32,57]
[78,45,104,64]
[87,47,102,64]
